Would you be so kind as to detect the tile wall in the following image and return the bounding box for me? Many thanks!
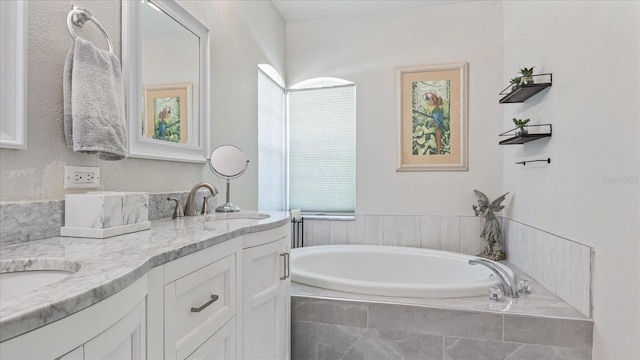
[503,218,592,317]
[292,297,593,360]
[0,191,213,245]
[301,215,593,317]
[302,215,486,256]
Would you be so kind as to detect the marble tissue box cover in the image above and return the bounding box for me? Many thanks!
[60,192,150,239]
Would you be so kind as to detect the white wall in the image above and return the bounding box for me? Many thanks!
[286,1,504,216]
[503,1,640,359]
[0,0,286,211]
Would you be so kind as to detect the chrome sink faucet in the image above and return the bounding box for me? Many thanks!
[469,258,519,298]
[184,182,219,216]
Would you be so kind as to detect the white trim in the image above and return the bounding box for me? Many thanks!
[123,0,210,163]
[0,0,27,149]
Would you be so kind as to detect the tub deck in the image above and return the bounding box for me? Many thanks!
[292,261,586,320]
[291,262,592,360]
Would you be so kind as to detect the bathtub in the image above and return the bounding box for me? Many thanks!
[291,245,512,298]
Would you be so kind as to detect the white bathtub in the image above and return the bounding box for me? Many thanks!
[291,245,513,298]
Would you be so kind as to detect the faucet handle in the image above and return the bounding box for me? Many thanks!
[167,198,184,220]
[201,194,215,215]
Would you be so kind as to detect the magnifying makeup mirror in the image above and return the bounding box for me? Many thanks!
[208,145,249,212]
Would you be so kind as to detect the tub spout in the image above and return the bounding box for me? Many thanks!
[469,258,519,298]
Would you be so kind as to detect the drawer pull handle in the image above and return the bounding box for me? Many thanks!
[191,295,219,313]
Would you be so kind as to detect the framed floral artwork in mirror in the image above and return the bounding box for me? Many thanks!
[143,83,191,144]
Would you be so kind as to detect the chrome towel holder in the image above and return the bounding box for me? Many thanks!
[67,6,114,54]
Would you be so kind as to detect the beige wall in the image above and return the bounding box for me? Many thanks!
[0,0,286,210]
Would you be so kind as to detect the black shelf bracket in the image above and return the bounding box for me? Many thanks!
[499,124,552,145]
[499,73,552,103]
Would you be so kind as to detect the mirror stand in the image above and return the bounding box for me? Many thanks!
[207,147,249,212]
[217,177,242,212]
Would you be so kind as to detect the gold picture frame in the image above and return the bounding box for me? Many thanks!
[397,62,468,171]
[143,83,191,144]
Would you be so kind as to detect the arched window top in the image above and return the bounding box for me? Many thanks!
[258,64,285,88]
[290,77,354,90]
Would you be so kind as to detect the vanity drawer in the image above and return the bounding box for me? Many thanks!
[164,253,236,360]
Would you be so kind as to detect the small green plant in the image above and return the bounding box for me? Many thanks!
[509,76,522,85]
[512,118,530,129]
[519,67,535,77]
[519,67,535,84]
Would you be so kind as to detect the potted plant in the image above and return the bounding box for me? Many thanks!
[520,67,535,84]
[509,76,522,92]
[512,118,530,136]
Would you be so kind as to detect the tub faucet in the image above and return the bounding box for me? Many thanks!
[184,182,219,216]
[469,258,519,298]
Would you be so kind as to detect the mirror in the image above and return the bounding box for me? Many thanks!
[0,0,27,149]
[122,0,210,162]
[208,145,250,212]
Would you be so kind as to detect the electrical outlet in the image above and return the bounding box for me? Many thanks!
[64,166,100,189]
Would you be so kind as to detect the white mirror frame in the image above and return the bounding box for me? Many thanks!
[0,0,27,149]
[122,0,210,163]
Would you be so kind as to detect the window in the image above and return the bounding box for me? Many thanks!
[257,65,286,211]
[288,79,356,214]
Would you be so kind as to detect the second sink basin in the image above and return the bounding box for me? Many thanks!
[0,258,81,303]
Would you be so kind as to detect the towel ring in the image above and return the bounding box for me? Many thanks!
[67,6,114,54]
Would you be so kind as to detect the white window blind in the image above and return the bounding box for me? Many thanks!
[288,84,356,213]
[258,68,286,211]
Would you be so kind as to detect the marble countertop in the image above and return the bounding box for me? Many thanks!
[292,261,589,321]
[0,211,290,342]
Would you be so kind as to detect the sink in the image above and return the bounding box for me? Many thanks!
[0,258,80,301]
[206,213,270,221]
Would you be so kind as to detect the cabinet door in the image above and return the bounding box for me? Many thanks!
[165,253,236,360]
[1,276,147,360]
[83,301,146,360]
[185,319,236,360]
[243,236,290,360]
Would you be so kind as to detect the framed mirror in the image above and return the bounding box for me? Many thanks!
[0,0,27,149]
[122,0,210,162]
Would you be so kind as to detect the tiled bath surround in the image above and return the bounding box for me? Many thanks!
[0,191,215,245]
[502,218,592,317]
[302,215,593,317]
[303,215,486,255]
[292,297,593,360]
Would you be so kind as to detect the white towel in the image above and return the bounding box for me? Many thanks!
[64,37,127,161]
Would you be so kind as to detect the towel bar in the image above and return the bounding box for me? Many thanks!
[67,6,113,54]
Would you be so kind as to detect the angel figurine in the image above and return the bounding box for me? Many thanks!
[472,189,509,261]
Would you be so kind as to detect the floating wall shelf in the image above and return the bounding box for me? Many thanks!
[499,124,552,145]
[499,73,553,103]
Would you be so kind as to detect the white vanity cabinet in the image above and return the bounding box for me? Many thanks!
[0,275,147,360]
[159,239,238,360]
[60,301,145,360]
[242,226,291,360]
[0,219,290,360]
